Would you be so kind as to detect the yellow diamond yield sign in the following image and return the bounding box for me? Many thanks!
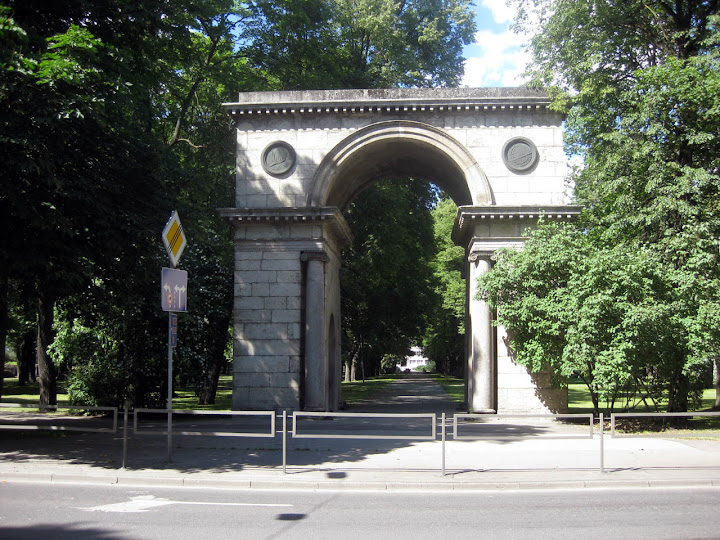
[162,210,186,267]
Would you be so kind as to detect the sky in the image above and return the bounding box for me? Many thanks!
[461,0,532,88]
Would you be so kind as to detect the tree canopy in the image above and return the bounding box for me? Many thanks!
[482,0,720,412]
[342,179,439,380]
[422,197,465,377]
[1,0,477,406]
[0,0,258,406]
[246,0,475,89]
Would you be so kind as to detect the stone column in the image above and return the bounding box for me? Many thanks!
[301,251,329,410]
[467,249,495,413]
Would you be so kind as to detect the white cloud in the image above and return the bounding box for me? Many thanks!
[461,29,531,87]
[480,0,516,24]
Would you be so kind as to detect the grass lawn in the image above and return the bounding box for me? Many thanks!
[0,375,234,411]
[173,375,233,410]
[429,373,464,405]
[1,373,396,410]
[2,372,717,417]
[567,382,717,414]
[0,378,70,406]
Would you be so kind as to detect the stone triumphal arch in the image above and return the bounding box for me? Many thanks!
[220,88,581,414]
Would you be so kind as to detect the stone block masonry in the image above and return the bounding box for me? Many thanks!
[232,240,304,410]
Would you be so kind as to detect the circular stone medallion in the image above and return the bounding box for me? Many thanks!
[502,137,539,174]
[261,141,296,176]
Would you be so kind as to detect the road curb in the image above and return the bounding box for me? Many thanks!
[3,471,720,492]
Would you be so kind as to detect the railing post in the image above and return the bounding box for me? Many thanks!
[122,406,129,469]
[282,410,287,474]
[441,413,446,476]
[599,412,605,473]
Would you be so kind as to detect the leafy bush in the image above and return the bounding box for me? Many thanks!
[66,361,123,407]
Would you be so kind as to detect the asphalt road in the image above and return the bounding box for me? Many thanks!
[1,482,719,539]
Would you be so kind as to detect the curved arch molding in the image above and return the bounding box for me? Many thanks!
[307,120,494,210]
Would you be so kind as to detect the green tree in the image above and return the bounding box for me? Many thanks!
[246,0,475,89]
[342,179,438,380]
[423,197,465,377]
[151,6,265,405]
[490,0,720,411]
[480,221,705,414]
[49,2,260,408]
[0,4,177,405]
[0,1,252,407]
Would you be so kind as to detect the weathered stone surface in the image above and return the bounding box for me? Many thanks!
[235,338,300,357]
[234,309,271,323]
[271,309,301,323]
[234,356,290,373]
[261,259,299,271]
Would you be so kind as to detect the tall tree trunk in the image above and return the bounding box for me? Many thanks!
[345,349,360,382]
[344,358,352,382]
[36,284,57,409]
[667,368,689,413]
[18,328,36,385]
[713,356,720,410]
[0,274,8,400]
[199,360,222,406]
[198,329,227,406]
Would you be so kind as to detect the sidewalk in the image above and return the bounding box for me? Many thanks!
[1,374,720,491]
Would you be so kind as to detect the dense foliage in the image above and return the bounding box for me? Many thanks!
[481,0,720,412]
[245,0,475,89]
[342,179,439,380]
[0,0,256,406]
[1,0,476,406]
[422,197,465,377]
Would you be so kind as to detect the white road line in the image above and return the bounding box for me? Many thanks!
[80,495,293,513]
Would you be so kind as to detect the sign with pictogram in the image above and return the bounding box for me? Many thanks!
[162,210,187,268]
[161,267,188,312]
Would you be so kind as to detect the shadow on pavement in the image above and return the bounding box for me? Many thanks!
[0,374,583,473]
[0,523,126,540]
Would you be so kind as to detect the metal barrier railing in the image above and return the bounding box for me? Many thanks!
[449,412,596,475]
[5,405,720,475]
[453,413,594,440]
[0,403,118,433]
[133,409,275,437]
[287,411,438,473]
[611,411,720,438]
[292,411,437,440]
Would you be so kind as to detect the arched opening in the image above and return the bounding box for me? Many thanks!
[309,122,490,411]
[337,178,465,411]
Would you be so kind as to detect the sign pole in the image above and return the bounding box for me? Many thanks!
[161,210,187,463]
[167,313,174,462]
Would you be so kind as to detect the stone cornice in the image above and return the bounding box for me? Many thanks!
[218,206,353,247]
[452,205,584,246]
[468,238,526,260]
[300,251,330,263]
[223,88,554,118]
